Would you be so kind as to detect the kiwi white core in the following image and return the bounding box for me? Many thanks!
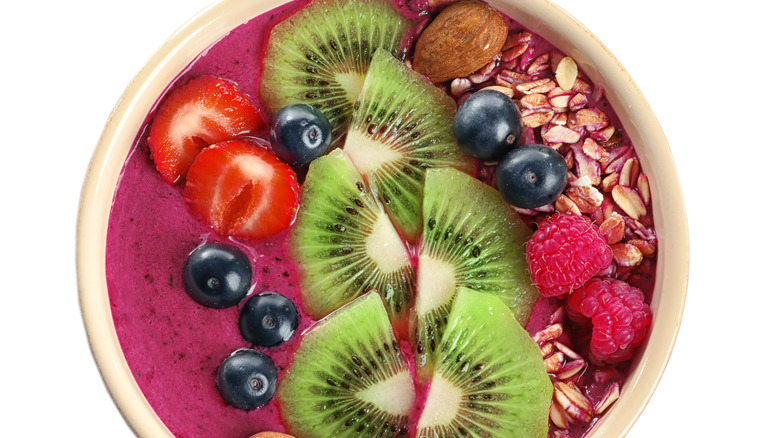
[355,370,416,416]
[335,71,366,105]
[415,253,457,314]
[417,371,463,428]
[343,130,403,174]
[365,213,410,273]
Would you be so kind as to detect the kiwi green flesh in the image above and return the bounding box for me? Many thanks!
[278,293,416,438]
[342,49,476,241]
[413,167,539,377]
[260,0,412,146]
[415,289,552,438]
[290,149,415,325]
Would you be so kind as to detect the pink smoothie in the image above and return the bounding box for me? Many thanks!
[105,0,655,437]
[106,2,313,436]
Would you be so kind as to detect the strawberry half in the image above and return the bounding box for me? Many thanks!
[183,139,299,240]
[147,76,263,184]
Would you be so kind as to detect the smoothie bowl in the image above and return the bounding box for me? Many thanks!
[77,0,688,437]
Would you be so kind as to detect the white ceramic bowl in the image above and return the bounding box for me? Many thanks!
[77,0,689,436]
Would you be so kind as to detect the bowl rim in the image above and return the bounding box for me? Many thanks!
[76,0,689,436]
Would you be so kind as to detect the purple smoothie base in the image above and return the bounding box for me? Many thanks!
[106,2,310,436]
[105,1,650,437]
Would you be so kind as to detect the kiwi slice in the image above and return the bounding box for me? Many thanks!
[413,167,538,378]
[342,49,475,240]
[260,0,412,145]
[277,292,416,437]
[290,148,415,326]
[415,289,552,438]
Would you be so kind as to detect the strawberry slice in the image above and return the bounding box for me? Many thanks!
[147,76,263,184]
[184,139,299,240]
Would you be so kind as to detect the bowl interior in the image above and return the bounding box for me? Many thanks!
[77,0,688,436]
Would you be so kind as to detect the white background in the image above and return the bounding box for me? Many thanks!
[1,0,777,436]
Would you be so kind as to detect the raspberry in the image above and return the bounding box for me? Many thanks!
[526,213,612,297]
[566,277,652,364]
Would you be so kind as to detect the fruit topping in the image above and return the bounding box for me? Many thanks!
[342,49,475,239]
[495,143,568,208]
[260,0,412,146]
[526,213,612,297]
[182,242,252,308]
[412,0,508,83]
[217,349,278,410]
[148,76,263,184]
[239,292,299,347]
[452,89,521,161]
[290,149,414,328]
[566,277,652,364]
[277,293,415,437]
[270,104,332,166]
[415,289,552,437]
[413,167,538,378]
[183,138,299,240]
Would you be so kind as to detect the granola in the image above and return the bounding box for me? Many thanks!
[445,28,658,436]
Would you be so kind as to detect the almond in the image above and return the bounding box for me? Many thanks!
[413,0,508,83]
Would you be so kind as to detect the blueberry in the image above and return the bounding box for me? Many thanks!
[270,103,332,166]
[217,349,277,409]
[182,242,252,308]
[495,144,568,209]
[452,89,521,161]
[239,292,299,347]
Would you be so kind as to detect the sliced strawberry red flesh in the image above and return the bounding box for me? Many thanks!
[184,139,299,240]
[147,76,263,184]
